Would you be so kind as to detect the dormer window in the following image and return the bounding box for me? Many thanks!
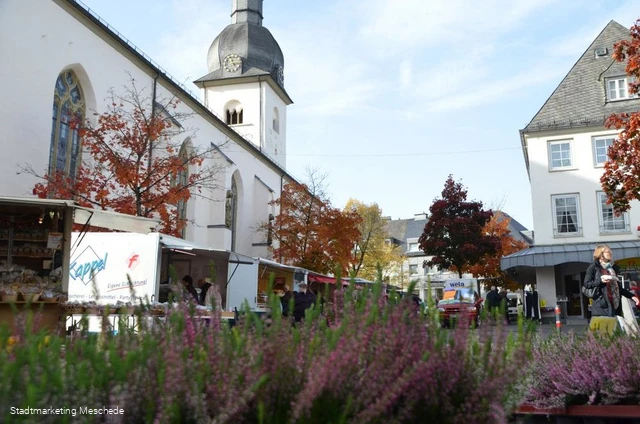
[224,100,244,125]
[606,77,636,101]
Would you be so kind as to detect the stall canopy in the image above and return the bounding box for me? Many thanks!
[159,234,255,264]
[0,197,159,234]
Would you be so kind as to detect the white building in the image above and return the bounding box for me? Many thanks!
[0,0,294,259]
[386,211,531,300]
[501,21,640,323]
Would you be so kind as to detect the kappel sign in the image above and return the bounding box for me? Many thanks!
[70,246,108,286]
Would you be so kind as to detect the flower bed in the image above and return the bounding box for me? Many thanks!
[0,285,535,423]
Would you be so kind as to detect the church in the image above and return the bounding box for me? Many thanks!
[0,0,293,259]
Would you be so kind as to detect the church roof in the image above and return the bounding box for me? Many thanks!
[523,20,640,133]
[197,23,284,82]
[64,0,298,184]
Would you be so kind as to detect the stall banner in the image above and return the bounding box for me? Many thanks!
[444,279,476,290]
[68,232,160,304]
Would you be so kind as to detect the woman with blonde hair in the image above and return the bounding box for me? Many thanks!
[583,244,639,333]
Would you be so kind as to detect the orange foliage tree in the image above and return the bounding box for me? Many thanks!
[26,79,225,236]
[601,19,640,212]
[467,212,529,291]
[269,172,361,275]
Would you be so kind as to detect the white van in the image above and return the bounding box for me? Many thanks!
[506,292,523,322]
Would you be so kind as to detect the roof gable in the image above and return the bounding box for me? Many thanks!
[524,20,640,132]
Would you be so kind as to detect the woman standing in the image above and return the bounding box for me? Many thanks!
[583,244,639,333]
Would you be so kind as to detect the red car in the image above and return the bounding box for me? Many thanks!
[437,287,483,327]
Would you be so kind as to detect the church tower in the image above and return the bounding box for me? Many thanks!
[195,0,292,169]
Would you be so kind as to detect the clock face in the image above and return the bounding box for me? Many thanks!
[224,54,242,73]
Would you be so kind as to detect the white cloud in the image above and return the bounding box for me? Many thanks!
[356,0,560,53]
[399,59,413,88]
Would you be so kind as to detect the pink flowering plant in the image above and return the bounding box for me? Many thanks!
[0,277,533,423]
[522,331,640,408]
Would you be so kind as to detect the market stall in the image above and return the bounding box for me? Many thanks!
[0,196,158,333]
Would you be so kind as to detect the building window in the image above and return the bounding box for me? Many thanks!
[409,264,418,275]
[272,107,279,133]
[552,194,581,236]
[407,242,419,252]
[606,77,635,101]
[176,141,190,238]
[593,136,615,166]
[597,191,628,233]
[49,70,84,179]
[548,140,573,170]
[224,100,243,125]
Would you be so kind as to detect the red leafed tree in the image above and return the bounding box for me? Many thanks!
[419,175,499,278]
[269,171,361,275]
[466,211,529,291]
[27,79,225,236]
[601,19,640,212]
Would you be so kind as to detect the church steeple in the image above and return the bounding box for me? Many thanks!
[231,0,263,26]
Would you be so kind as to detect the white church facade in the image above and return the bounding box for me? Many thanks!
[0,0,295,259]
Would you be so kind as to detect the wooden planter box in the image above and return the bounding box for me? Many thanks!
[515,403,640,423]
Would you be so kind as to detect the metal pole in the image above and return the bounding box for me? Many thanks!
[555,304,561,333]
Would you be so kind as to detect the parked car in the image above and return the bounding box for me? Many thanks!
[437,287,483,327]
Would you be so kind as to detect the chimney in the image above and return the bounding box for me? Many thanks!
[231,0,263,25]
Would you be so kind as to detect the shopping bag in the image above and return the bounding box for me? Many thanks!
[618,297,639,335]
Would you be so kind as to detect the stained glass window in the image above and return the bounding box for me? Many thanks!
[49,70,84,177]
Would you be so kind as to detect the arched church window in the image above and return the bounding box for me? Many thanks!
[272,107,279,133]
[225,178,239,251]
[177,140,190,238]
[49,70,84,179]
[224,100,243,125]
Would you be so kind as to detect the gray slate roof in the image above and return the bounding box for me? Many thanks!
[196,23,285,86]
[524,20,640,133]
[385,211,531,255]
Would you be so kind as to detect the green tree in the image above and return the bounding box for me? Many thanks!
[345,199,403,281]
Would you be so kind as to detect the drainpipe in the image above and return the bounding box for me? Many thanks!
[149,74,159,197]
[259,77,264,151]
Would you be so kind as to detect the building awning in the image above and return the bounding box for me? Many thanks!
[73,206,158,234]
[0,196,159,233]
[501,241,640,269]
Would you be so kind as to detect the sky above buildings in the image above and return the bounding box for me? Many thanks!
[80,0,640,229]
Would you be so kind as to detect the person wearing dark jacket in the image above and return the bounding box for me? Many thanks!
[485,286,500,317]
[181,275,199,303]
[293,283,316,322]
[583,245,639,329]
[198,278,212,306]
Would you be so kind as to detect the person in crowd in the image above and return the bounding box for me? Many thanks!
[486,286,501,318]
[293,282,316,322]
[584,244,640,334]
[181,275,199,303]
[199,278,213,306]
[499,288,509,323]
[275,283,294,317]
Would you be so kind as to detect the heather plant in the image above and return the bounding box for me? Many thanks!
[0,276,533,424]
[522,331,640,408]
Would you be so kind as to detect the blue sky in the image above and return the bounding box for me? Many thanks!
[80,0,640,229]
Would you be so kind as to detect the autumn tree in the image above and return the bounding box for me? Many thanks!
[466,211,529,291]
[419,175,499,278]
[268,170,361,275]
[26,78,225,236]
[601,19,640,212]
[345,198,403,281]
